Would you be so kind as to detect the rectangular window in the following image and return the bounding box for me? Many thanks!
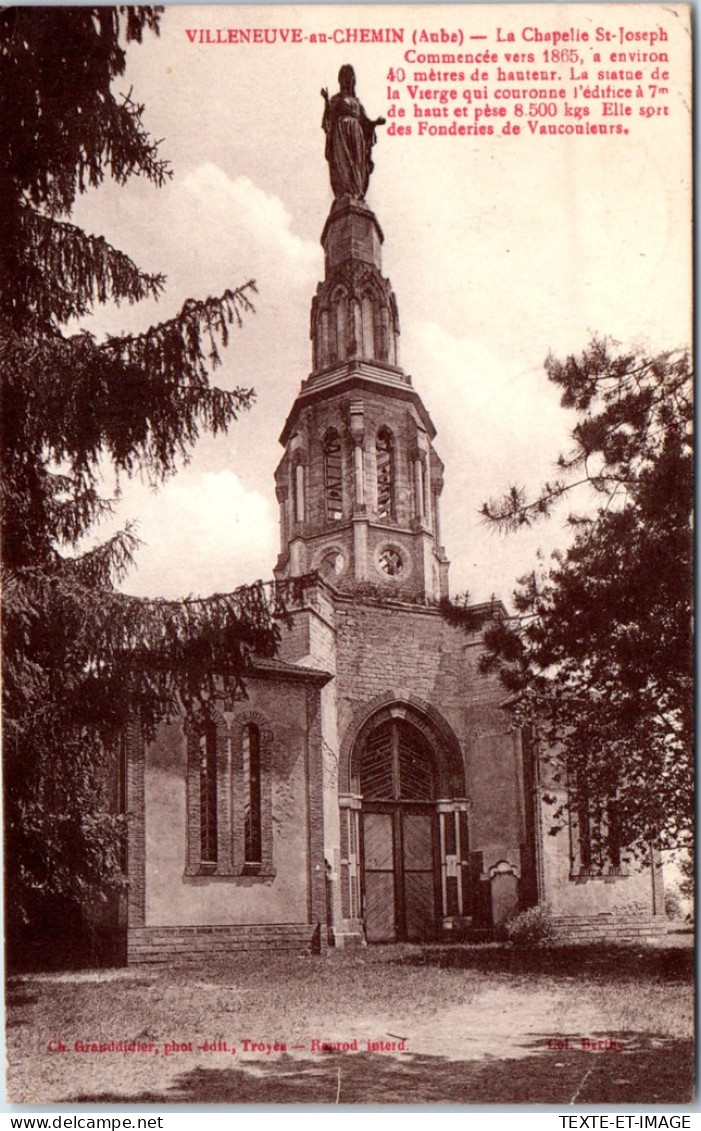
[573,782,625,877]
[243,724,262,865]
[186,712,273,878]
[199,724,218,864]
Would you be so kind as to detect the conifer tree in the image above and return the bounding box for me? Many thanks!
[445,339,693,860]
[0,7,296,942]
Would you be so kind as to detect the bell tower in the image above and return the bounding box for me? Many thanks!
[274,69,449,602]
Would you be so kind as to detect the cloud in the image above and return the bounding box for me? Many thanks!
[181,163,320,285]
[403,321,577,603]
[408,320,572,482]
[68,162,321,346]
[107,469,276,599]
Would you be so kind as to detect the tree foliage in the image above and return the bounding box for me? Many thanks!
[0,7,294,935]
[452,339,693,858]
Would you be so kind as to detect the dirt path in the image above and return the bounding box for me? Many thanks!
[6,946,694,1104]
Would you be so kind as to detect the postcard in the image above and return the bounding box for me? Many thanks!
[3,3,693,1107]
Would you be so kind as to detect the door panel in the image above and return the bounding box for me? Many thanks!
[402,812,436,941]
[404,872,435,941]
[364,872,396,941]
[364,811,393,869]
[402,812,433,870]
[363,812,396,941]
[362,809,437,943]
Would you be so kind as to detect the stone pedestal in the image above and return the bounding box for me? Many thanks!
[322,196,384,273]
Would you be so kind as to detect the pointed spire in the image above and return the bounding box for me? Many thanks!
[273,71,449,604]
[311,198,400,374]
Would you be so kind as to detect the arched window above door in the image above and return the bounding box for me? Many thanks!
[354,719,435,801]
[342,696,468,800]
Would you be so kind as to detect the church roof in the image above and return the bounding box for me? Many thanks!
[250,656,333,686]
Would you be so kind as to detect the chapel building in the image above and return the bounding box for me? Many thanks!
[123,81,665,962]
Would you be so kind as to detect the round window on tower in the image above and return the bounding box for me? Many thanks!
[318,548,345,579]
[377,545,404,577]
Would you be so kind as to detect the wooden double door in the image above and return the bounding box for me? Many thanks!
[361,804,438,943]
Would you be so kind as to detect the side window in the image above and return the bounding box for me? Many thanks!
[572,784,625,877]
[199,721,218,865]
[186,711,228,876]
[185,711,275,878]
[242,723,262,865]
[233,715,275,875]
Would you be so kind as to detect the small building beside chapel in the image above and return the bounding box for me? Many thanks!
[123,77,665,962]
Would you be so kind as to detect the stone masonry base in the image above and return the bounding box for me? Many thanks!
[552,914,668,944]
[128,923,321,963]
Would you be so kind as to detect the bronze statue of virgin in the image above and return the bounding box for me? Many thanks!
[321,65,386,200]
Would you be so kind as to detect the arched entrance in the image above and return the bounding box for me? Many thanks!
[345,703,469,944]
[357,718,436,942]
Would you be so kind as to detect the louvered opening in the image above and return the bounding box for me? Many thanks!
[397,724,434,800]
[376,431,393,520]
[324,435,343,520]
[359,724,393,799]
[356,720,435,801]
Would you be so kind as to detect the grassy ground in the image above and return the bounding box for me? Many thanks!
[5,942,694,1105]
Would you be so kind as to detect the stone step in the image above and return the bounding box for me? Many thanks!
[128,923,319,963]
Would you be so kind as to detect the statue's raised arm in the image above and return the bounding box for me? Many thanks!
[321,65,386,201]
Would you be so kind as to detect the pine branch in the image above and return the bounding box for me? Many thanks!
[482,339,692,532]
[1,282,258,494]
[469,336,693,857]
[104,281,258,379]
[3,568,318,736]
[21,207,166,325]
[60,524,142,589]
[0,7,275,932]
[47,477,117,549]
[0,9,170,216]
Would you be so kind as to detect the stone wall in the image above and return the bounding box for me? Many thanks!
[537,785,660,920]
[128,923,320,964]
[333,600,521,848]
[278,586,529,933]
[127,673,328,960]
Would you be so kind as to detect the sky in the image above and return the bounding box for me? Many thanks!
[71,3,692,605]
